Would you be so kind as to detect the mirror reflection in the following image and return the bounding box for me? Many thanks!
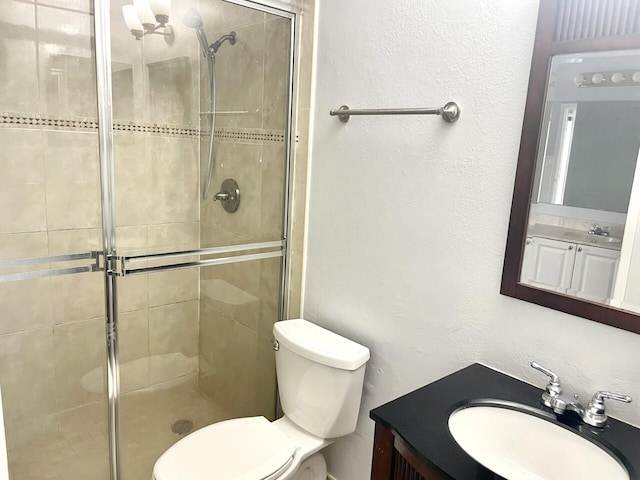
[521,49,640,311]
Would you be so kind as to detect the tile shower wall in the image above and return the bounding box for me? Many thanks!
[0,0,202,450]
[197,5,290,419]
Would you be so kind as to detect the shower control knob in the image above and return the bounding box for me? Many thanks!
[213,192,230,201]
[213,178,241,213]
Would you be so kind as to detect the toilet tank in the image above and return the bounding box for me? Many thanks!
[273,319,370,439]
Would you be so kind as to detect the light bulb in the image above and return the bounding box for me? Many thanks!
[149,0,171,19]
[573,74,585,86]
[134,0,156,28]
[611,72,625,84]
[591,73,605,85]
[122,5,143,33]
[633,72,640,83]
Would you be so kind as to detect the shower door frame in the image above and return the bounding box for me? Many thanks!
[92,0,299,478]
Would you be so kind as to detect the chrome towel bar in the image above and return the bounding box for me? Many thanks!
[329,101,460,123]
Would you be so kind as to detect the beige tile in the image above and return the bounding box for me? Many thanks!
[116,225,148,255]
[0,278,53,335]
[201,142,263,239]
[0,129,46,234]
[53,318,106,411]
[48,227,102,254]
[119,309,150,393]
[263,17,291,131]
[226,319,258,417]
[149,268,199,307]
[212,22,265,129]
[147,222,199,253]
[200,1,264,34]
[115,226,149,314]
[201,274,259,331]
[200,225,251,249]
[260,144,286,241]
[148,56,196,126]
[198,301,233,401]
[112,62,135,122]
[0,1,39,113]
[148,136,199,225]
[48,229,104,323]
[118,274,149,313]
[0,233,53,335]
[198,301,258,417]
[44,131,101,231]
[258,256,282,339]
[149,300,198,384]
[0,327,56,423]
[4,412,58,452]
[37,5,97,117]
[114,133,151,227]
[39,0,93,13]
[0,232,48,261]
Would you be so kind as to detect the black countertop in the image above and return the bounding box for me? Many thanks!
[370,363,640,480]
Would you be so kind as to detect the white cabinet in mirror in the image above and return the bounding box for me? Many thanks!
[522,48,640,313]
[521,237,620,304]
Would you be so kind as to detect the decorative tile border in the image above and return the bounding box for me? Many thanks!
[205,127,286,145]
[0,112,285,144]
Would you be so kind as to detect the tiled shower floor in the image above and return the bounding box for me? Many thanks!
[7,383,230,480]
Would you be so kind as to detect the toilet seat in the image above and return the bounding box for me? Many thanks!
[153,416,296,480]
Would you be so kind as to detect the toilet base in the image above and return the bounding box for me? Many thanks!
[288,452,327,480]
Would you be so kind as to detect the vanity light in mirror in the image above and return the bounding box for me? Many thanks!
[521,50,640,311]
[502,0,640,335]
[148,0,171,24]
[123,0,174,42]
[134,0,156,28]
[611,72,625,84]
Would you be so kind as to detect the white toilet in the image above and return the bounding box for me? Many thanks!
[153,319,370,480]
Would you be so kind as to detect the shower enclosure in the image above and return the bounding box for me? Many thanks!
[0,0,295,478]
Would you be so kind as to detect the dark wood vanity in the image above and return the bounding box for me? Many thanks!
[369,364,640,480]
[371,423,451,480]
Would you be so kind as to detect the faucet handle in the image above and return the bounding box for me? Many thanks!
[583,391,632,427]
[530,361,562,407]
[591,391,632,406]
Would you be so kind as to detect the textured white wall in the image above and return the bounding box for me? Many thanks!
[303,1,640,479]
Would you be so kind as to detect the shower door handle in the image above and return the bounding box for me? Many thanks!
[114,240,285,277]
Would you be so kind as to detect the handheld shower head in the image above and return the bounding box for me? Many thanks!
[183,9,212,58]
[182,8,203,28]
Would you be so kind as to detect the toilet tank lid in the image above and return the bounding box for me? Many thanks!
[273,319,370,371]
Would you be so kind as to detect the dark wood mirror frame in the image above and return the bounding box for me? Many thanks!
[501,0,640,335]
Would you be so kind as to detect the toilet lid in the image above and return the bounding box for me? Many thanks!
[153,416,296,480]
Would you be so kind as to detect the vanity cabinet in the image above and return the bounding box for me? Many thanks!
[371,423,451,480]
[521,237,620,303]
[520,237,576,293]
[569,245,620,303]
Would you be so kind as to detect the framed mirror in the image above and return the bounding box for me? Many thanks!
[501,0,640,334]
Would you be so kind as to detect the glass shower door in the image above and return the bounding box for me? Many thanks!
[0,1,111,478]
[108,0,294,478]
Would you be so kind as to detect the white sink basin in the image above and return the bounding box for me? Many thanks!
[449,402,629,480]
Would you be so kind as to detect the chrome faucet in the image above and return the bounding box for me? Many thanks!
[588,225,610,236]
[530,361,631,427]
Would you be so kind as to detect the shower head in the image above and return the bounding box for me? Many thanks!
[182,8,203,29]
[183,9,213,58]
